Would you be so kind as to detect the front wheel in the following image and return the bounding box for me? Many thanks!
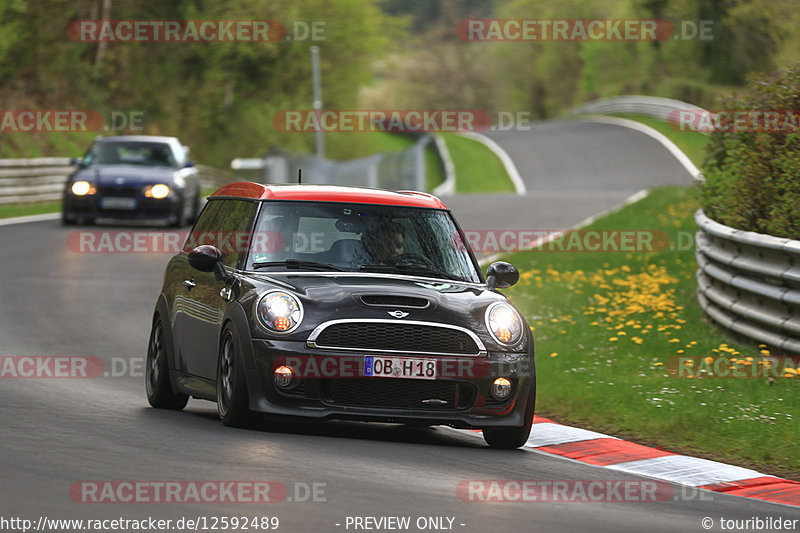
[171,195,188,228]
[482,391,535,449]
[217,326,251,427]
[146,316,189,410]
[191,187,202,222]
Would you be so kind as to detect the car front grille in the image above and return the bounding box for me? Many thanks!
[309,321,483,355]
[98,186,139,197]
[321,378,476,410]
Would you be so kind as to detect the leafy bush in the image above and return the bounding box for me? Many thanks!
[702,63,800,238]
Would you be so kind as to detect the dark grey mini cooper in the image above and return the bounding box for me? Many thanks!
[146,182,535,448]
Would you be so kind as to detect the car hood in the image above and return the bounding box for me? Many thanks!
[73,164,177,185]
[243,272,518,350]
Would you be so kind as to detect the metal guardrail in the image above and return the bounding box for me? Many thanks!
[0,157,73,204]
[695,209,800,354]
[570,95,708,121]
[0,158,234,205]
[234,134,441,193]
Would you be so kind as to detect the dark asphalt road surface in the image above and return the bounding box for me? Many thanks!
[1,121,797,532]
[445,120,696,231]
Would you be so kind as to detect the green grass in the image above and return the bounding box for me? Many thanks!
[0,201,61,219]
[441,133,515,193]
[424,143,444,192]
[325,130,417,160]
[0,132,95,160]
[501,186,799,480]
[609,113,710,169]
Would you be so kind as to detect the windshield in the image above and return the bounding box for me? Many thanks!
[247,201,481,283]
[82,141,177,167]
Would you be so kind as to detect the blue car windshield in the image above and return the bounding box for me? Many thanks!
[83,142,177,167]
[246,201,481,283]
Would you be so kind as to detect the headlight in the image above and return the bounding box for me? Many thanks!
[145,184,170,199]
[256,292,303,334]
[485,302,523,346]
[71,181,95,196]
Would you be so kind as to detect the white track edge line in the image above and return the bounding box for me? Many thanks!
[457,131,527,195]
[583,115,703,183]
[0,212,60,226]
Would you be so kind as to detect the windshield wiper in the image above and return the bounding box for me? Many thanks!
[359,264,465,282]
[253,259,343,271]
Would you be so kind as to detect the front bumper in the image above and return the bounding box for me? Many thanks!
[63,191,180,223]
[243,339,535,429]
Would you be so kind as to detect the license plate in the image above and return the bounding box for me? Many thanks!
[364,356,437,380]
[101,197,137,210]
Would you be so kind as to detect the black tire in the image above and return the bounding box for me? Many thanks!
[146,316,189,410]
[482,390,535,449]
[171,195,188,228]
[61,213,76,226]
[217,326,251,427]
[191,187,201,223]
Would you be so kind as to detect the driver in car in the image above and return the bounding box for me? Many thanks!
[362,221,406,265]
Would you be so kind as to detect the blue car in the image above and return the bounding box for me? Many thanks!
[62,135,201,226]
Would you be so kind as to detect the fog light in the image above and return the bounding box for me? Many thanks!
[273,365,295,388]
[491,377,512,400]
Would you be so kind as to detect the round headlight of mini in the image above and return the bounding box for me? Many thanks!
[71,181,94,196]
[256,292,303,334]
[485,302,523,346]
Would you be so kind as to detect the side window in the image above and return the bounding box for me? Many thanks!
[217,200,258,268]
[183,199,258,269]
[184,200,228,252]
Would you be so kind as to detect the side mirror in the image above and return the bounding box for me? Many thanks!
[486,261,519,290]
[184,160,196,168]
[70,157,83,166]
[188,245,233,284]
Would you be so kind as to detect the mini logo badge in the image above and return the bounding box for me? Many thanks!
[387,310,409,319]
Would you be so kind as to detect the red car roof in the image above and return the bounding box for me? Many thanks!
[210,182,449,209]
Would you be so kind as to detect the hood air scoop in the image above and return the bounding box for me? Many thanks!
[359,295,430,309]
